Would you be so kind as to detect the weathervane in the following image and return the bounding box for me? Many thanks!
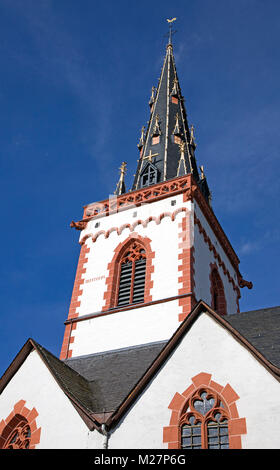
[166,17,177,45]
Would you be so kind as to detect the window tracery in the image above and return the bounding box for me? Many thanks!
[1,415,31,449]
[180,388,229,449]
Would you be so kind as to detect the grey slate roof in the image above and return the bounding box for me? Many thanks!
[59,306,280,415]
[64,341,167,413]
[6,305,278,425]
[225,306,280,368]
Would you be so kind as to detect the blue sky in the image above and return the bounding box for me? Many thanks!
[1,0,280,374]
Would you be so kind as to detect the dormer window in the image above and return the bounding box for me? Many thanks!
[140,163,158,187]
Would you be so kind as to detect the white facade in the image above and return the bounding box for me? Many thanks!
[68,190,240,358]
[108,312,280,449]
[1,311,279,449]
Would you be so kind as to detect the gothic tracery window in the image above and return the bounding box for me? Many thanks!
[1,415,31,449]
[180,388,229,449]
[117,241,146,306]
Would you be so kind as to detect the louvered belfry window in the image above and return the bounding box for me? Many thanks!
[117,242,146,306]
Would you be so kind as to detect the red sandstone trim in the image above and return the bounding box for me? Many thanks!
[80,207,189,246]
[60,243,90,360]
[102,233,155,311]
[0,400,41,449]
[163,372,246,449]
[178,212,197,322]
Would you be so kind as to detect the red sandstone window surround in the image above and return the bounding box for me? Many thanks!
[210,263,227,315]
[0,400,41,449]
[163,372,247,449]
[103,234,155,311]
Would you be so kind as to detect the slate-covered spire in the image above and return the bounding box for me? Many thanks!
[132,36,203,192]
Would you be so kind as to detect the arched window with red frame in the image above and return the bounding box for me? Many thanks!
[180,388,229,449]
[210,264,227,316]
[117,241,147,306]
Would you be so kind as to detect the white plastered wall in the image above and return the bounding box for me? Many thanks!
[0,350,104,449]
[108,312,280,449]
[70,195,193,357]
[69,299,180,357]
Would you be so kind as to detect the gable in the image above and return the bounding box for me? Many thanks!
[0,347,103,449]
[107,310,280,449]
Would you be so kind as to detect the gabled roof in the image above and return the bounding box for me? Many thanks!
[226,305,280,368]
[0,339,102,431]
[1,301,280,431]
[64,341,167,414]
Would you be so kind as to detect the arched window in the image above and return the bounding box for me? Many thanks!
[180,388,229,449]
[210,265,227,316]
[1,415,31,449]
[117,241,146,306]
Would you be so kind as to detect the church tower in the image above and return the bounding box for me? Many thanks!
[60,31,252,361]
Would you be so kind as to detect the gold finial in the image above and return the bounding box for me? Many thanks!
[138,126,145,148]
[190,124,196,148]
[200,165,205,179]
[173,112,181,135]
[152,114,161,136]
[119,161,127,176]
[178,141,186,154]
[171,77,179,97]
[114,162,127,196]
[176,141,187,176]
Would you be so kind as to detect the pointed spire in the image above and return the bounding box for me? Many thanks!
[131,26,210,203]
[115,162,127,196]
